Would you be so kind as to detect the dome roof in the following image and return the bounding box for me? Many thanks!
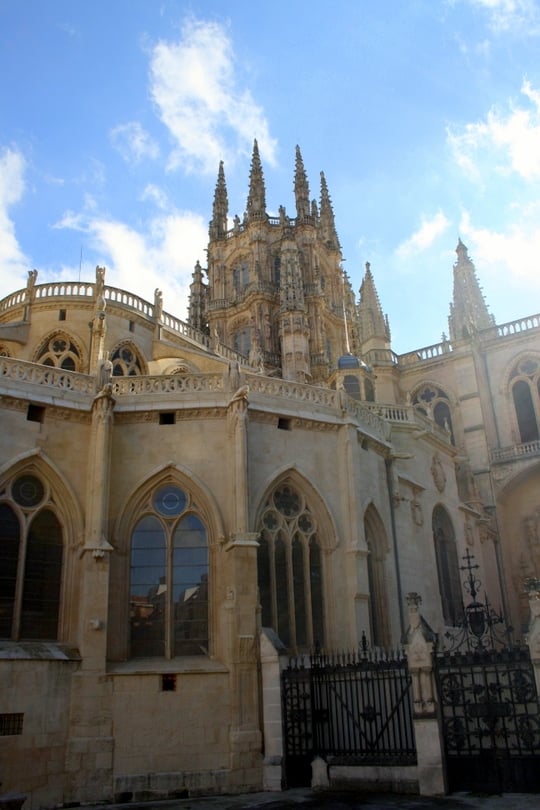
[337,353,361,369]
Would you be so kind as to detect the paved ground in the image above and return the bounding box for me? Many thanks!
[90,789,540,810]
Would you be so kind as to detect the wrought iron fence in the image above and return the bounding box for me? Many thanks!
[282,648,416,786]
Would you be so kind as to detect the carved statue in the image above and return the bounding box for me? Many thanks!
[98,352,113,391]
[154,288,163,321]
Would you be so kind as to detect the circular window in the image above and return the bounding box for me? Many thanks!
[12,474,45,508]
[153,485,187,517]
[274,485,301,517]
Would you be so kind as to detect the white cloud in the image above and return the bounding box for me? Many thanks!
[0,146,30,296]
[396,210,450,258]
[140,183,170,210]
[459,208,540,289]
[149,17,277,174]
[467,0,540,32]
[448,80,540,181]
[54,205,208,319]
[110,121,160,163]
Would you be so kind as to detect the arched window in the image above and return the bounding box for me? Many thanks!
[364,378,375,402]
[413,385,455,444]
[273,256,281,286]
[257,481,324,652]
[510,358,540,443]
[233,327,251,358]
[233,261,249,292]
[344,375,361,400]
[35,333,81,371]
[432,506,463,626]
[129,483,209,658]
[364,505,390,648]
[111,343,143,376]
[0,473,63,640]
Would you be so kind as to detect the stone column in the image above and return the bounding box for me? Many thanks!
[403,593,447,797]
[259,629,287,790]
[225,389,263,789]
[66,385,115,803]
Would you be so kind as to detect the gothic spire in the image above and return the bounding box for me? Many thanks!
[188,260,207,332]
[294,145,310,219]
[246,139,266,221]
[319,171,340,249]
[448,239,494,340]
[358,262,391,345]
[209,161,228,240]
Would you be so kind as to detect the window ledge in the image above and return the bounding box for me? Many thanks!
[0,641,81,661]
[107,656,229,675]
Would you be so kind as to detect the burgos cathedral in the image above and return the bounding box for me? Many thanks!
[1,143,540,806]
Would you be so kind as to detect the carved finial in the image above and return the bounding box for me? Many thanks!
[294,145,310,219]
[246,139,266,221]
[210,160,228,239]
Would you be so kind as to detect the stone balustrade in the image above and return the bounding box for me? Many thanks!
[0,357,96,394]
[111,373,225,396]
[491,439,540,464]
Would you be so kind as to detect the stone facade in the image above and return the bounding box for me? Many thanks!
[0,144,539,807]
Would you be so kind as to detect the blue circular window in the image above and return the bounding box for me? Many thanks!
[153,485,187,517]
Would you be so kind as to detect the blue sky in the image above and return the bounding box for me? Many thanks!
[1,0,540,353]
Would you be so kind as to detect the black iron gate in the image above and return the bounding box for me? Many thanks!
[434,551,540,793]
[435,646,540,793]
[282,649,416,787]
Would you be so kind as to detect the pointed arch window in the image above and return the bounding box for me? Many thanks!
[413,385,455,444]
[129,483,209,658]
[36,333,81,371]
[432,506,463,626]
[510,358,540,443]
[233,261,249,292]
[233,327,251,358]
[0,473,63,640]
[111,344,143,376]
[364,505,390,648]
[257,482,324,652]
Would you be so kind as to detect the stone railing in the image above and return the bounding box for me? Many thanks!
[0,289,31,313]
[396,314,540,368]
[0,357,96,394]
[245,373,388,439]
[491,439,540,464]
[397,340,453,367]
[111,373,225,396]
[34,281,95,300]
[104,286,153,317]
[245,373,338,408]
[494,313,540,337]
[365,402,452,442]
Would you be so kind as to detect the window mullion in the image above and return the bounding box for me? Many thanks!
[166,525,173,659]
[303,537,314,649]
[286,528,296,652]
[12,512,27,641]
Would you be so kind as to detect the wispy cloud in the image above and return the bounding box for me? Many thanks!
[149,17,277,174]
[460,208,540,290]
[53,203,207,318]
[0,146,30,293]
[467,0,540,32]
[396,210,450,257]
[447,79,540,181]
[110,121,160,164]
